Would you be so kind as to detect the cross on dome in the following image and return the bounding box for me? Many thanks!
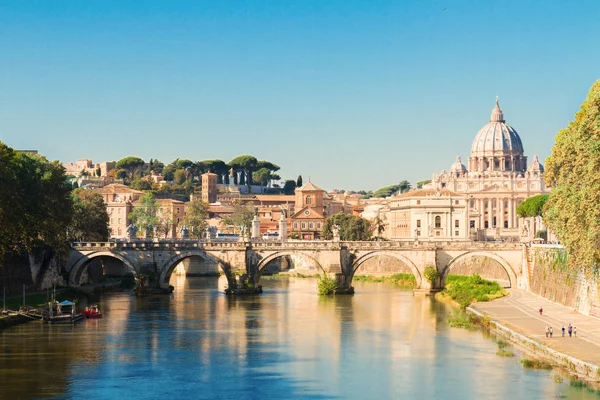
[491,98,504,122]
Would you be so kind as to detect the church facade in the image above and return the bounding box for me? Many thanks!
[425,99,549,240]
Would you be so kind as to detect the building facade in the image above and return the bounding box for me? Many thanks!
[426,99,549,240]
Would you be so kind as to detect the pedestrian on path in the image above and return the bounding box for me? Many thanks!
[574,326,577,337]
[545,326,549,338]
[539,306,543,316]
[568,324,573,337]
[550,327,553,338]
[562,326,565,337]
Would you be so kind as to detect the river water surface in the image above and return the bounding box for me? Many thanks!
[0,276,597,399]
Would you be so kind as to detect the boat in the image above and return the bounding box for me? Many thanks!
[84,305,103,319]
[43,300,85,324]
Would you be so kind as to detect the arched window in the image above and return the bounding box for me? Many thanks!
[309,222,314,229]
[435,216,441,228]
[306,196,312,205]
[504,221,508,228]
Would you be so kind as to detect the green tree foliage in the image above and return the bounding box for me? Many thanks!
[516,194,549,218]
[372,181,412,198]
[129,193,158,235]
[116,156,145,180]
[182,199,209,238]
[68,189,109,242]
[116,169,128,180]
[95,167,101,177]
[416,179,432,189]
[0,143,73,262]
[544,80,600,269]
[203,159,229,183]
[130,179,152,191]
[229,155,258,187]
[156,212,174,238]
[222,201,254,239]
[147,158,165,174]
[283,180,297,195]
[321,213,373,241]
[173,169,187,185]
[297,175,303,187]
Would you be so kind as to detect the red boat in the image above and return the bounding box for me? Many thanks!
[84,305,103,319]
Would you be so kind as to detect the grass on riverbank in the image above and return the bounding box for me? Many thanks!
[520,358,552,370]
[2,287,79,311]
[352,273,415,287]
[444,274,507,309]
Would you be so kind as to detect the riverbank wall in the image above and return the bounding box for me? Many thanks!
[468,306,600,382]
[1,248,67,294]
[529,245,600,317]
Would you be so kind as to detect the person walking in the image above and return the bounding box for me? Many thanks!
[545,326,549,338]
[539,307,543,316]
[549,327,553,338]
[562,326,565,337]
[568,324,573,337]
[574,326,577,337]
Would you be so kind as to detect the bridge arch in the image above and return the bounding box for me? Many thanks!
[69,251,138,286]
[159,250,223,285]
[351,251,423,288]
[256,251,325,276]
[440,251,517,288]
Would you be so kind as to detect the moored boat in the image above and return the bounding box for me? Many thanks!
[84,305,103,319]
[43,300,85,324]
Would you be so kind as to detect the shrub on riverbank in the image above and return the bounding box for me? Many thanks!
[444,274,507,309]
[520,358,552,370]
[352,273,415,287]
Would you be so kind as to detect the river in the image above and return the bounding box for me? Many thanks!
[0,276,597,399]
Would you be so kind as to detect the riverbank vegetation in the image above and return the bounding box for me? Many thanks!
[352,274,415,287]
[520,358,552,370]
[443,274,507,309]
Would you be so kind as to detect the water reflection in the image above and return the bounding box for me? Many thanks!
[0,277,597,399]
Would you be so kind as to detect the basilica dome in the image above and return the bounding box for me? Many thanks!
[470,99,524,156]
[450,155,467,174]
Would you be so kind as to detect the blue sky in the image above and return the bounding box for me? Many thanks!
[1,0,599,191]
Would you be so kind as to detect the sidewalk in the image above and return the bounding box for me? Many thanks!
[472,289,600,366]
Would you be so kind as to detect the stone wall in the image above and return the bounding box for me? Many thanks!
[449,255,511,286]
[530,246,600,317]
[1,248,66,293]
[355,255,413,276]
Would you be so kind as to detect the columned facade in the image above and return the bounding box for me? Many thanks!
[428,99,549,241]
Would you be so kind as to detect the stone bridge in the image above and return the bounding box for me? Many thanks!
[66,240,528,293]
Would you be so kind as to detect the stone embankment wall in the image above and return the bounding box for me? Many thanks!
[450,256,510,282]
[530,246,600,317]
[1,248,66,293]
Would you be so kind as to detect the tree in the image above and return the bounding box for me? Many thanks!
[321,213,372,241]
[544,80,600,270]
[203,159,229,183]
[0,144,73,262]
[182,199,209,238]
[253,168,273,187]
[69,189,109,242]
[173,169,187,185]
[130,179,152,191]
[416,179,431,189]
[283,180,296,195]
[516,194,549,218]
[147,158,165,175]
[156,212,174,238]
[116,156,145,180]
[398,180,411,193]
[95,167,101,177]
[373,215,386,237]
[222,201,254,239]
[297,175,303,187]
[229,155,258,188]
[129,193,158,236]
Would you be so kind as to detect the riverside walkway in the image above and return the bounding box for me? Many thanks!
[473,289,600,366]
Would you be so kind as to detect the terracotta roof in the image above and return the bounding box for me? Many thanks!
[93,184,146,195]
[394,189,463,198]
[155,198,185,204]
[255,195,295,202]
[296,181,324,192]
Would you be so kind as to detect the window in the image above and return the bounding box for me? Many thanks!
[111,218,114,225]
[435,216,441,228]
[484,221,489,228]
[504,221,509,228]
[470,220,475,229]
[493,217,497,227]
[118,218,121,224]
[309,222,314,229]
[436,231,440,236]
[417,230,421,236]
[455,231,459,236]
[470,200,474,208]
[416,200,421,205]
[455,220,459,228]
[301,222,306,229]
[416,220,421,228]
[306,196,312,205]
[317,222,321,229]
[441,183,446,188]
[293,222,298,229]
[455,200,459,205]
